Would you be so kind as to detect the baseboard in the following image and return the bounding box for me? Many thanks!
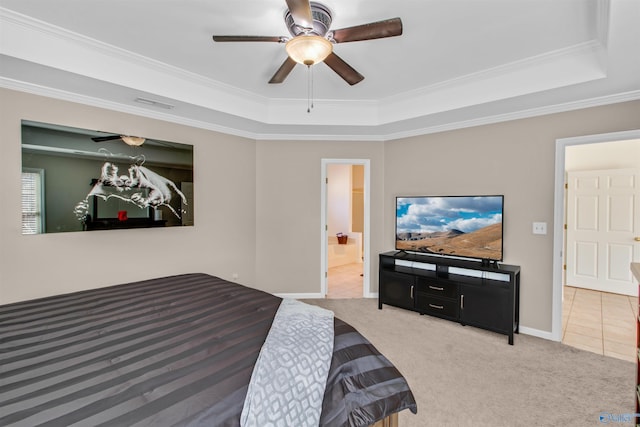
[519,325,556,341]
[275,292,379,299]
[274,293,325,299]
[277,292,557,342]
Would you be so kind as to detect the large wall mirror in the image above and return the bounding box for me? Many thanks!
[21,120,194,234]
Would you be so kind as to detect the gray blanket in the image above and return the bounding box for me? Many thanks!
[0,273,416,426]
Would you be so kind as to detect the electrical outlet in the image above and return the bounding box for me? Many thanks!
[232,273,239,280]
[532,222,547,235]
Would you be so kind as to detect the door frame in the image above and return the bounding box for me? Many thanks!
[321,159,371,297]
[552,129,640,341]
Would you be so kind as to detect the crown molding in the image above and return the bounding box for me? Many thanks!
[0,77,261,140]
[0,7,271,121]
[2,76,639,142]
[380,40,606,124]
[381,90,640,142]
[0,7,266,103]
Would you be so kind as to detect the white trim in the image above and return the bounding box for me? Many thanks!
[274,293,378,300]
[518,326,555,341]
[553,129,640,342]
[381,40,606,125]
[273,293,325,300]
[321,163,328,297]
[321,159,371,299]
[272,298,556,340]
[2,76,639,142]
[270,297,556,340]
[382,91,640,142]
[0,77,263,141]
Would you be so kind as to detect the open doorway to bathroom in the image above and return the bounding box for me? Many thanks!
[321,159,370,299]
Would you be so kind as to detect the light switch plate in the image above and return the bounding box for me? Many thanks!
[532,222,547,235]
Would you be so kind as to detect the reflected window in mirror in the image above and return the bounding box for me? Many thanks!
[21,168,45,234]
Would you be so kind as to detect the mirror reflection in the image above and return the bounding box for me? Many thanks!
[21,120,194,234]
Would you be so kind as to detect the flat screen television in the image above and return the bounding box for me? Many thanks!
[395,195,504,262]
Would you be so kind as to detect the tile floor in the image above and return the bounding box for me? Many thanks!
[562,286,637,362]
[327,263,363,299]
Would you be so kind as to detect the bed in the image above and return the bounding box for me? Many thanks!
[0,273,417,426]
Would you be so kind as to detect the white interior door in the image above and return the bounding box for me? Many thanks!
[565,168,640,295]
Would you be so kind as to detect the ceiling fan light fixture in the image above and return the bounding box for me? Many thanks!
[285,35,333,65]
[121,136,145,146]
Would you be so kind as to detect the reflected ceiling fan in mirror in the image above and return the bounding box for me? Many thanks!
[91,135,146,146]
[212,0,403,86]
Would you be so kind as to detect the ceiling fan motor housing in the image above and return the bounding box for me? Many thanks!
[285,2,332,37]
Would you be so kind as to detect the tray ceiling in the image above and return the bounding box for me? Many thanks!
[1,0,639,140]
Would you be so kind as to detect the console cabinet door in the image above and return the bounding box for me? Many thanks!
[380,271,415,310]
[459,284,509,334]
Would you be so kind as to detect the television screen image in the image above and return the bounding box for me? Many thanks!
[396,195,504,261]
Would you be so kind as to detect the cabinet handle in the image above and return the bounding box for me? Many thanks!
[410,285,414,299]
[429,285,444,291]
[428,303,444,310]
[460,294,464,309]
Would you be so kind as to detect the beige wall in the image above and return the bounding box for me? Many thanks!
[255,140,385,295]
[0,88,257,304]
[384,100,640,332]
[2,86,639,335]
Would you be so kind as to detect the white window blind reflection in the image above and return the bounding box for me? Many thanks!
[22,169,44,234]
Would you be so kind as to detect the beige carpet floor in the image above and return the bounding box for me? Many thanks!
[303,298,635,427]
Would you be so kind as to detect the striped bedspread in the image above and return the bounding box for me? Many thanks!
[0,273,416,426]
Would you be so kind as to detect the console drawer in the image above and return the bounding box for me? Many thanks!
[415,293,458,319]
[417,278,457,299]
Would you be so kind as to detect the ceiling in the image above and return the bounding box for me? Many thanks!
[1,0,639,141]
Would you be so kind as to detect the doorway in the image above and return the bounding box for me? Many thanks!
[552,130,640,342]
[321,159,370,298]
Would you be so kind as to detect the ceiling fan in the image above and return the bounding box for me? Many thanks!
[212,0,403,86]
[91,135,146,146]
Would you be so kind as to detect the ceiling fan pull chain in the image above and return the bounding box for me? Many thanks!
[307,64,312,113]
[311,65,315,111]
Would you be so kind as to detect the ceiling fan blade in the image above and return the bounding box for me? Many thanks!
[269,57,297,84]
[91,135,122,142]
[212,35,285,43]
[332,17,403,43]
[285,0,313,29]
[323,52,364,86]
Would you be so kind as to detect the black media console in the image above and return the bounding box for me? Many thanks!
[379,251,520,345]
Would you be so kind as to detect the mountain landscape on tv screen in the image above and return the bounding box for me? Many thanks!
[396,222,502,260]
